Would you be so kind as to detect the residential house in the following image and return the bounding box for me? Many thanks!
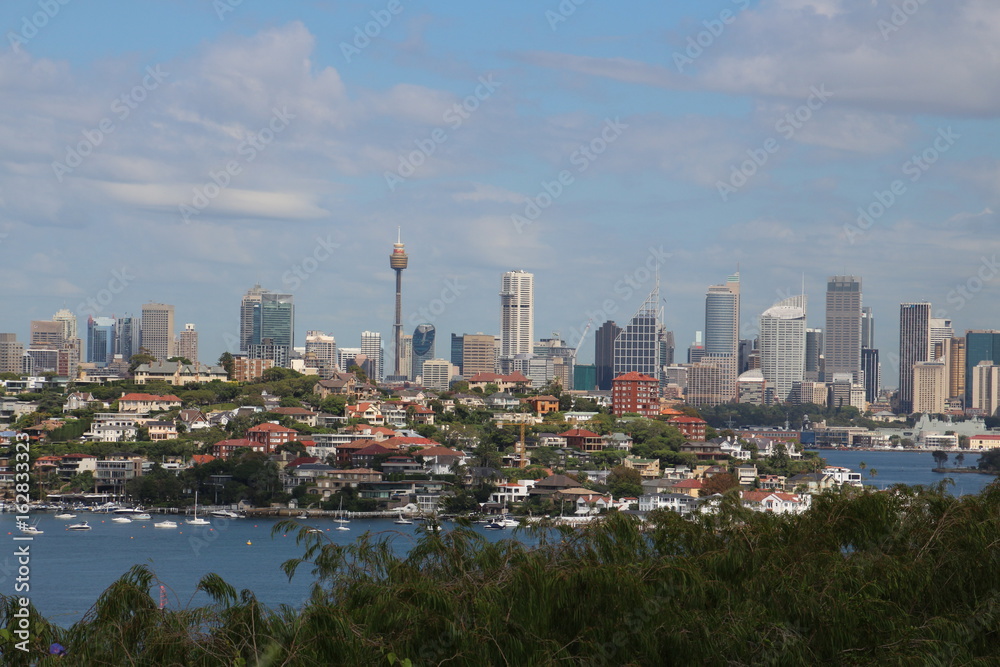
[734,464,758,486]
[270,407,319,427]
[489,480,536,505]
[741,490,811,514]
[486,392,520,410]
[639,492,702,515]
[178,409,211,431]
[678,441,729,461]
[245,422,299,454]
[346,402,385,425]
[785,472,835,494]
[467,372,531,393]
[623,456,661,479]
[147,420,178,441]
[133,361,228,385]
[415,446,467,475]
[313,469,383,499]
[118,393,182,413]
[559,428,605,453]
[525,395,560,415]
[211,438,267,458]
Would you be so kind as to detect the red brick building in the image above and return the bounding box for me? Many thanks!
[669,415,708,441]
[558,428,605,452]
[611,372,659,417]
[245,422,299,454]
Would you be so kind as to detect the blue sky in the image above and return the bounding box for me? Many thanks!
[1,0,999,386]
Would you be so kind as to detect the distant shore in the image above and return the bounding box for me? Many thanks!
[932,467,999,476]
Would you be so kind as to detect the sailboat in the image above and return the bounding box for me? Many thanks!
[393,512,413,525]
[334,497,350,531]
[186,492,210,526]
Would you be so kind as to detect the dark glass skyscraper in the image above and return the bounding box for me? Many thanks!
[613,285,661,382]
[595,320,621,390]
[898,302,930,414]
[412,324,435,380]
[87,316,115,366]
[825,276,862,381]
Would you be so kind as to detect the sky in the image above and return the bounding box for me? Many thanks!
[1,0,999,387]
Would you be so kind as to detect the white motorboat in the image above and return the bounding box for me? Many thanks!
[112,517,132,524]
[393,513,413,525]
[210,510,239,519]
[154,520,178,529]
[186,492,211,525]
[67,521,92,531]
[334,524,350,531]
[133,513,152,521]
[20,524,43,535]
[485,515,520,530]
[54,513,76,520]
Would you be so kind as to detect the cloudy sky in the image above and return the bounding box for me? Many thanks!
[1,0,998,385]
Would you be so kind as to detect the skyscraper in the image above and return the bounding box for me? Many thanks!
[451,333,465,375]
[87,316,116,366]
[929,318,954,359]
[239,284,267,352]
[970,361,1000,416]
[410,325,434,381]
[0,334,24,374]
[949,337,966,400]
[825,276,862,381]
[398,334,413,381]
[861,306,875,349]
[965,330,1000,405]
[898,302,931,414]
[805,328,824,381]
[141,302,175,360]
[613,284,661,382]
[389,229,408,378]
[499,270,534,360]
[115,315,140,362]
[52,308,78,341]
[462,333,496,377]
[361,331,385,382]
[704,273,740,402]
[759,295,807,403]
[250,292,294,366]
[305,331,337,377]
[861,347,880,403]
[177,323,198,365]
[594,321,621,390]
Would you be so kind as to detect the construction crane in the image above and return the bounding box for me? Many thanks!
[502,420,528,468]
[574,320,593,356]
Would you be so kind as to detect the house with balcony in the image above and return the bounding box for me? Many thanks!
[147,420,178,441]
[559,428,605,453]
[741,490,811,514]
[118,393,182,413]
[313,468,383,499]
[245,422,299,454]
[211,438,267,458]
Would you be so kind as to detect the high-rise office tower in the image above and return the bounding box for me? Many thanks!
[825,276,862,381]
[0,333,24,374]
[451,333,465,375]
[659,327,675,367]
[949,337,966,400]
[913,361,948,414]
[141,302,175,360]
[52,308,78,341]
[410,325,434,382]
[177,323,198,365]
[462,333,496,377]
[115,315,140,362]
[595,321,621,390]
[965,330,1000,405]
[30,320,65,348]
[687,331,705,363]
[898,302,931,414]
[305,331,337,372]
[704,273,740,402]
[499,270,534,359]
[337,347,361,373]
[929,318,954,360]
[738,338,755,374]
[389,229,408,378]
[861,307,875,349]
[87,316,116,366]
[613,284,661,382]
[250,292,293,366]
[759,295,807,403]
[805,328,824,381]
[239,284,267,352]
[861,347,880,403]
[971,361,1000,416]
[398,334,413,381]
[361,330,385,382]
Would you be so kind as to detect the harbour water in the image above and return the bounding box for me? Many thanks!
[0,515,543,627]
[811,449,997,496]
[4,449,996,626]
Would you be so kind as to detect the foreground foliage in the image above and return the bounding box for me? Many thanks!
[3,481,1000,665]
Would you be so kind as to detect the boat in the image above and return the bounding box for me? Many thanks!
[485,514,520,530]
[186,492,211,526]
[111,516,132,524]
[334,498,350,526]
[210,510,239,519]
[54,513,76,519]
[154,520,178,529]
[393,513,413,525]
[67,521,92,531]
[20,524,43,535]
[133,513,152,521]
[295,513,309,520]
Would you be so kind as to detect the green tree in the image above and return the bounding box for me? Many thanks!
[218,351,235,379]
[606,465,642,498]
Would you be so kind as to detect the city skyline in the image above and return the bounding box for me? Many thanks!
[0,2,997,387]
